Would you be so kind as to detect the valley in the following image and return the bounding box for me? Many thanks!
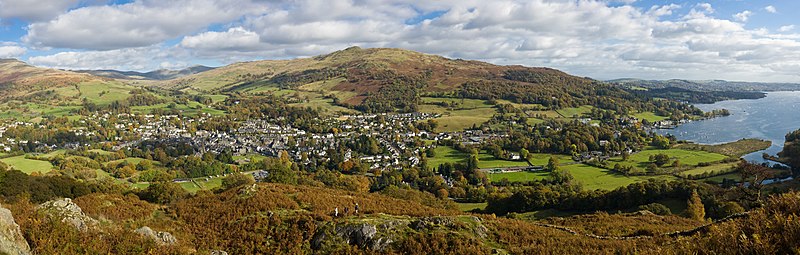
[0,47,798,254]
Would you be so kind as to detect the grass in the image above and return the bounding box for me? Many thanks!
[702,173,742,184]
[477,152,529,169]
[609,149,727,169]
[632,112,668,122]
[563,164,677,191]
[0,155,54,174]
[430,108,497,132]
[679,162,738,177]
[78,80,136,104]
[488,171,548,182]
[427,146,468,169]
[457,202,487,212]
[556,105,593,118]
[104,157,148,166]
[675,139,772,157]
[131,102,226,116]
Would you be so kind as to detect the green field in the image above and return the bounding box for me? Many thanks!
[675,139,772,157]
[131,101,226,116]
[488,171,548,182]
[679,162,738,177]
[78,81,136,104]
[556,105,593,118]
[104,157,149,166]
[563,164,676,190]
[427,146,468,169]
[489,162,677,190]
[609,149,727,169]
[418,97,499,132]
[457,202,487,212]
[477,153,529,169]
[0,156,54,174]
[701,173,742,184]
[632,112,668,122]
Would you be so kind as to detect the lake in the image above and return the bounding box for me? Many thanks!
[658,91,800,164]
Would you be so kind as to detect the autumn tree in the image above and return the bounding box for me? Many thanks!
[686,190,705,221]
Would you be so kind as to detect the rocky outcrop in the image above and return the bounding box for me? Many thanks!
[209,250,228,255]
[37,198,97,232]
[312,220,403,251]
[135,226,177,246]
[312,215,489,252]
[0,205,31,255]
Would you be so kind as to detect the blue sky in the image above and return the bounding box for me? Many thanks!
[1,0,799,82]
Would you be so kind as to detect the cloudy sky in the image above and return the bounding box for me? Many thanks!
[0,0,799,82]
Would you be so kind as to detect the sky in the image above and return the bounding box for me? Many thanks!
[0,0,799,82]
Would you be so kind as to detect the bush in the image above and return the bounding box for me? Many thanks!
[637,203,672,215]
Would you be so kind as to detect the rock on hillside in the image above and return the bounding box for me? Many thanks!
[37,198,98,232]
[311,215,487,252]
[0,205,31,255]
[135,226,177,246]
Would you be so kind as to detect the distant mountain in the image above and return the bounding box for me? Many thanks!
[160,46,640,112]
[0,59,140,105]
[75,65,216,80]
[608,78,800,92]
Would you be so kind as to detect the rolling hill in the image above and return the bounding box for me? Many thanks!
[158,47,648,113]
[75,65,215,80]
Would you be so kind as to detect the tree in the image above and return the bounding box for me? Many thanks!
[520,148,530,161]
[686,190,705,221]
[221,173,255,190]
[549,168,574,184]
[650,153,670,166]
[638,203,672,215]
[142,182,187,204]
[546,156,560,172]
[467,154,480,170]
[622,151,630,161]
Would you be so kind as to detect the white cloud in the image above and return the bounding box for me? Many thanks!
[733,10,753,22]
[18,0,800,82]
[779,25,795,32]
[23,0,268,50]
[0,43,26,58]
[695,3,714,14]
[180,27,263,52]
[27,46,178,70]
[765,5,777,14]
[0,0,79,21]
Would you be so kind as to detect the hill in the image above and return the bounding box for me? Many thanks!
[160,47,647,113]
[0,59,147,120]
[75,65,216,80]
[2,179,799,254]
[609,78,800,92]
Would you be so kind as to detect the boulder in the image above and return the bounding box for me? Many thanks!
[135,226,177,246]
[209,250,228,255]
[0,206,31,255]
[313,222,394,251]
[37,198,97,232]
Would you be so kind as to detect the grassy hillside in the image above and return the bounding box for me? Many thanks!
[156,47,655,115]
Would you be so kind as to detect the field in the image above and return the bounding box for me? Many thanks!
[632,112,668,122]
[476,153,529,169]
[131,101,226,116]
[563,164,676,190]
[0,155,54,174]
[456,202,487,212]
[678,162,738,178]
[556,105,593,118]
[609,149,727,169]
[489,162,678,190]
[78,80,136,104]
[488,171,548,182]
[675,139,772,157]
[426,146,467,169]
[418,97,500,132]
[104,157,149,167]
